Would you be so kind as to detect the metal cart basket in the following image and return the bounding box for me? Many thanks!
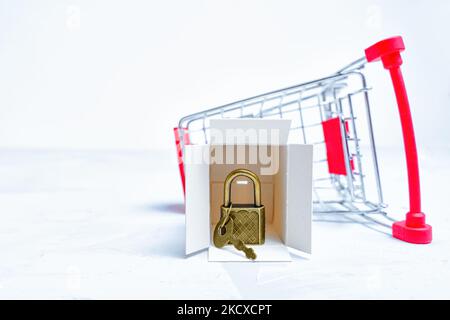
[174,36,432,244]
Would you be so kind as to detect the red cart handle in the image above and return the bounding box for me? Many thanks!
[365,36,432,244]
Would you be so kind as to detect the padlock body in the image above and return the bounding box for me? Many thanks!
[220,204,265,244]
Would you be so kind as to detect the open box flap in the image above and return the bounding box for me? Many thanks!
[210,119,291,145]
[185,145,210,255]
[285,144,313,254]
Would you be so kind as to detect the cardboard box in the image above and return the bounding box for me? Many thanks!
[184,119,313,261]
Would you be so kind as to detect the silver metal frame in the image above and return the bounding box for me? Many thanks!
[177,57,395,224]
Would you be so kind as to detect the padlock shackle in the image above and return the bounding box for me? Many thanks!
[223,169,262,207]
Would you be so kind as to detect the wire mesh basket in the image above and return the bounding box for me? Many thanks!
[174,36,432,243]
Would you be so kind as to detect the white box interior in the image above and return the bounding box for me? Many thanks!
[209,145,292,262]
[184,119,313,262]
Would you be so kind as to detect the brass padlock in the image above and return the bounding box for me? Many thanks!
[219,168,265,245]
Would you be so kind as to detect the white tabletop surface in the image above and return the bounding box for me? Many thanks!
[0,147,449,299]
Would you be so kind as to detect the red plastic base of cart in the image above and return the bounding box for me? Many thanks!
[392,214,432,244]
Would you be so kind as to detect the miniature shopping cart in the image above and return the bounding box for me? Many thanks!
[174,36,432,244]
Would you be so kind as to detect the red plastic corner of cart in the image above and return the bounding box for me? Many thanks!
[365,36,405,63]
[322,117,353,175]
[393,219,432,244]
[366,35,432,244]
[174,127,190,196]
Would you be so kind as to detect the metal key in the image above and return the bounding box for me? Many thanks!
[229,232,257,260]
[213,205,233,248]
[214,204,257,260]
[223,216,256,260]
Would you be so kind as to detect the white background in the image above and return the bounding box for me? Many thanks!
[0,0,449,150]
[1,0,450,300]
